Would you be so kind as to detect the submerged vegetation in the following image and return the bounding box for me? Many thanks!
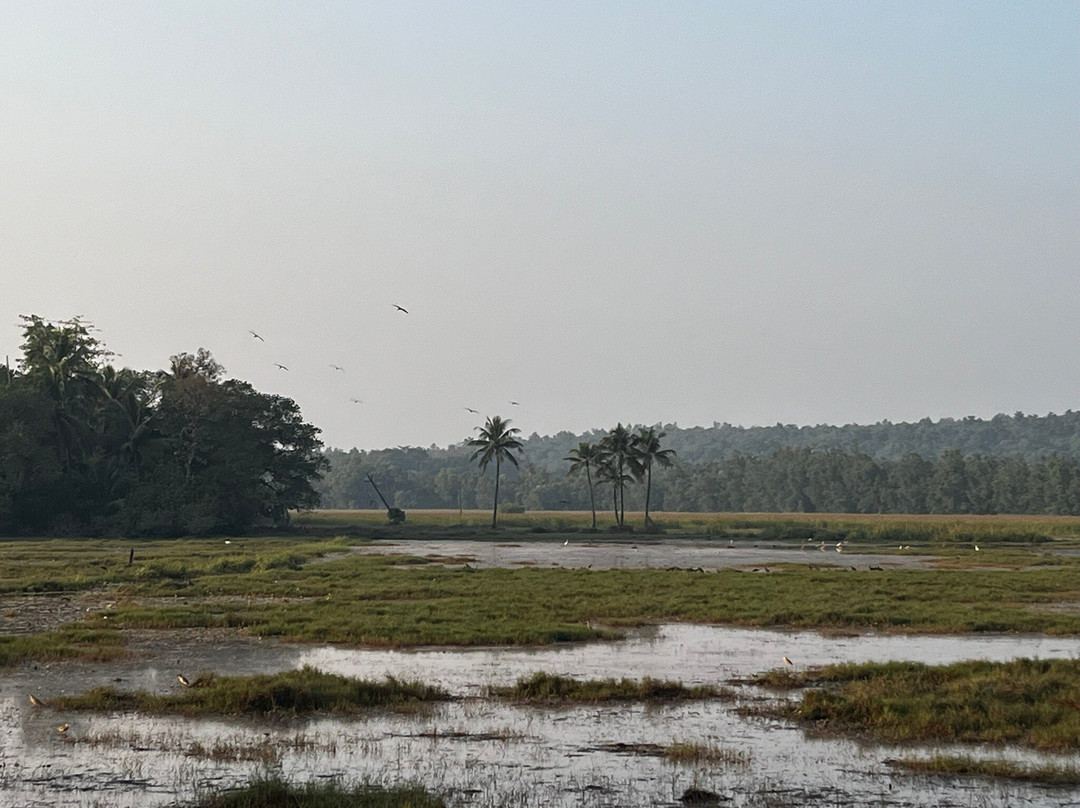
[755,658,1080,751]
[54,666,449,716]
[891,756,1080,786]
[491,671,731,703]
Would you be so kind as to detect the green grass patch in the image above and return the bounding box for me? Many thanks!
[891,755,1080,785]
[0,628,126,665]
[179,777,445,808]
[53,665,449,716]
[755,658,1080,751]
[492,671,732,703]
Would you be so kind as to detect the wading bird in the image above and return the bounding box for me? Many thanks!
[178,675,191,687]
[393,304,409,314]
[783,656,793,666]
[57,723,69,734]
[29,693,45,708]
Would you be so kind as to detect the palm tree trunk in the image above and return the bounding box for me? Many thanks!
[644,464,652,526]
[586,465,596,529]
[491,456,500,529]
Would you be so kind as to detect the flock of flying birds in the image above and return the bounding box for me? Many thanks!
[247,304,522,419]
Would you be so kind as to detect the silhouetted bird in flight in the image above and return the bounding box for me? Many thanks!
[465,407,478,413]
[329,364,344,371]
[274,363,288,371]
[350,398,363,404]
[509,401,520,406]
[249,330,264,341]
[393,304,409,314]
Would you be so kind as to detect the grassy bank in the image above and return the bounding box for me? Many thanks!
[54,666,449,716]
[754,658,1080,751]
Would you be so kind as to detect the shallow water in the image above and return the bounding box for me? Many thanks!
[4,624,1080,807]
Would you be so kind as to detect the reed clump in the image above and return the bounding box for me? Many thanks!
[180,777,446,808]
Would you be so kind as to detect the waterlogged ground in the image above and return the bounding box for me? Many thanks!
[4,624,1080,808]
[346,538,937,571]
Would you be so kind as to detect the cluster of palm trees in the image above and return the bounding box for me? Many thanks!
[467,417,676,530]
[564,424,676,530]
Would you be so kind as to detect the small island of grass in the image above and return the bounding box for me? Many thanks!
[53,666,449,716]
[491,671,733,703]
[753,657,1080,751]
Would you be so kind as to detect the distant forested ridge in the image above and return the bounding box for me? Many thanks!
[0,316,326,536]
[319,412,1080,516]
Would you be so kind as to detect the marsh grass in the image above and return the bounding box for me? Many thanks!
[181,778,446,808]
[892,755,1080,785]
[492,671,733,703]
[4,532,1080,657]
[0,628,126,665]
[754,658,1080,751]
[53,665,449,716]
[663,740,751,768]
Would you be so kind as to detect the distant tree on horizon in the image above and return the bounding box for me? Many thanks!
[633,426,676,527]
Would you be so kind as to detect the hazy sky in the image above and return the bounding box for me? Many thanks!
[3,2,1078,450]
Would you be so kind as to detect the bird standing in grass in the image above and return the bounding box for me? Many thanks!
[178,675,191,687]
[29,693,46,708]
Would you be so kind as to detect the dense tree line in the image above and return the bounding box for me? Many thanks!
[0,317,327,536]
[318,443,1080,517]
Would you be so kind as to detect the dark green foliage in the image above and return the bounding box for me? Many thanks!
[180,777,446,808]
[54,665,449,715]
[0,316,327,536]
[467,415,524,528]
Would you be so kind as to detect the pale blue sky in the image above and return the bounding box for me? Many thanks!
[3,2,1078,449]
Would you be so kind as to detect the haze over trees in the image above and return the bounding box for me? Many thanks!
[318,414,1080,517]
[0,316,327,536]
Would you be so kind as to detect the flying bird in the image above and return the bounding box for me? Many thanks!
[350,398,363,404]
[178,674,191,687]
[465,407,478,414]
[29,693,46,708]
[509,400,520,406]
[393,304,409,314]
[249,330,264,341]
[274,363,288,371]
[329,364,345,371]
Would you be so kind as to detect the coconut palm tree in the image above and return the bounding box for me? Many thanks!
[633,426,676,527]
[467,415,524,529]
[564,441,601,530]
[598,424,637,528]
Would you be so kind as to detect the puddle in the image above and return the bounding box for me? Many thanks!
[346,538,937,572]
[4,624,1080,806]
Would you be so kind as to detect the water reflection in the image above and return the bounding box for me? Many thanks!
[3,624,1080,807]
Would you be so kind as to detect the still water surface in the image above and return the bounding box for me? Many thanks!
[4,624,1080,808]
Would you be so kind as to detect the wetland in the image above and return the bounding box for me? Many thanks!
[4,514,1080,806]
